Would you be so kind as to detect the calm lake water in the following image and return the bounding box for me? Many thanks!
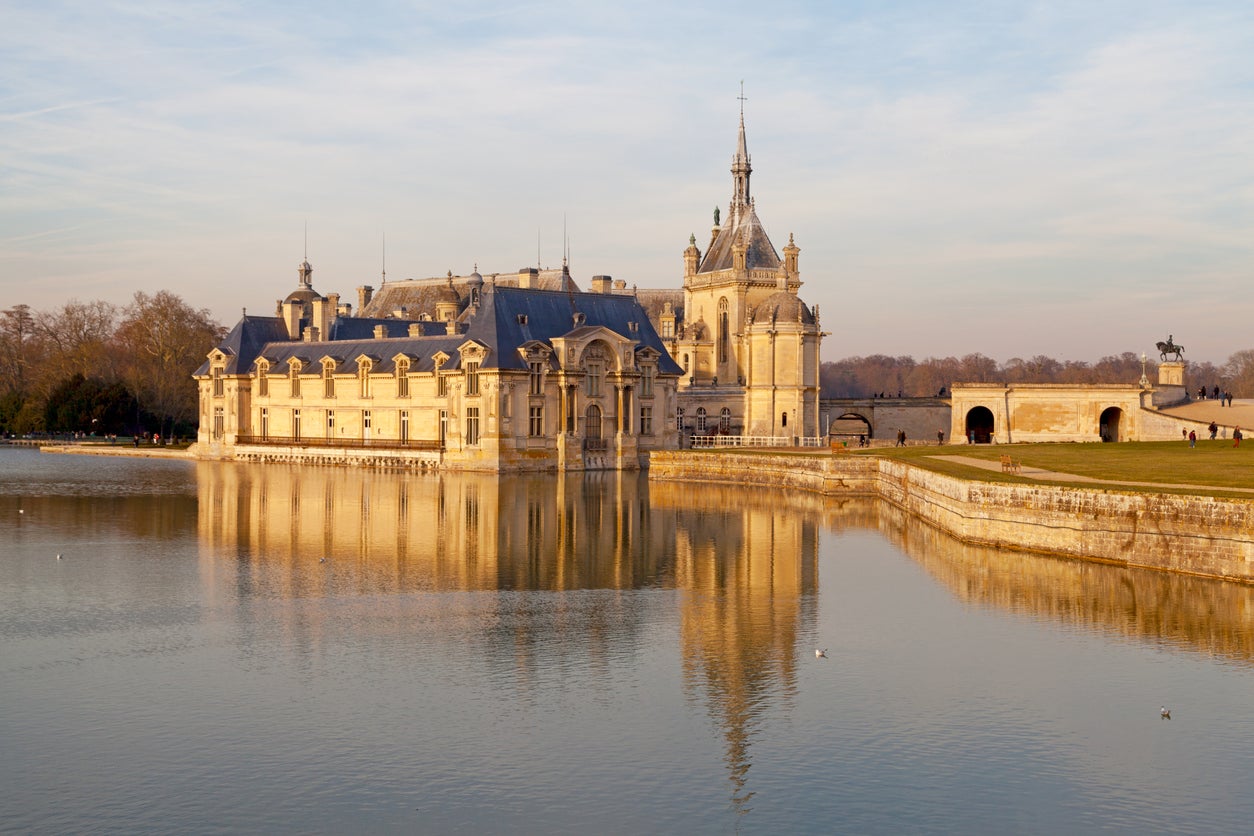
[3,446,1254,834]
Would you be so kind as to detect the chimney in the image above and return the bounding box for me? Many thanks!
[408,323,422,337]
[357,285,374,311]
[373,325,387,339]
[518,267,539,289]
[445,319,458,335]
[591,275,611,294]
[612,279,626,292]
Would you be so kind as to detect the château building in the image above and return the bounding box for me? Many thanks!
[194,109,822,470]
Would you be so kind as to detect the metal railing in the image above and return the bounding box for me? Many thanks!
[235,435,443,452]
[691,434,825,449]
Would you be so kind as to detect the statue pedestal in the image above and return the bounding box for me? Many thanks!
[1158,361,1185,387]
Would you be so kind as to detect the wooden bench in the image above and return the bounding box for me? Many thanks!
[1000,454,1022,474]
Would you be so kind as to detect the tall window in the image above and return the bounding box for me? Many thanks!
[661,319,674,339]
[359,361,372,398]
[290,365,301,397]
[323,363,335,398]
[466,406,480,445]
[529,361,544,396]
[437,373,447,397]
[466,361,480,396]
[396,360,409,397]
[257,365,269,398]
[718,298,729,363]
[720,407,731,433]
[640,405,653,436]
[696,407,707,433]
[529,405,544,437]
[362,410,372,439]
[676,407,685,431]
[293,408,302,440]
[586,360,601,398]
[400,410,409,442]
[640,365,654,398]
[326,409,335,438]
[212,367,223,398]
[212,406,224,439]
[260,407,269,439]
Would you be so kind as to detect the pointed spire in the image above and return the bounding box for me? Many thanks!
[731,83,752,214]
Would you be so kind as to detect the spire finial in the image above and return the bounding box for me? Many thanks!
[381,232,386,284]
[738,80,747,118]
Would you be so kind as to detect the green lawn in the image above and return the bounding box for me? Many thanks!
[859,440,1254,494]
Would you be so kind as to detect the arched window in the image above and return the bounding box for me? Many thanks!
[696,407,707,433]
[256,361,269,398]
[289,362,301,398]
[718,297,729,363]
[359,360,372,398]
[676,407,685,431]
[586,403,603,440]
[720,407,731,432]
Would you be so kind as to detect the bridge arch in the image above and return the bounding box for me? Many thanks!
[829,412,873,440]
[964,406,995,444]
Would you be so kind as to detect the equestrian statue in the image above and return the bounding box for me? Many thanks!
[1156,334,1185,362]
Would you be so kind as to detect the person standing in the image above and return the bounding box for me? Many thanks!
[1235,427,1243,447]
[937,429,944,445]
[1210,421,1218,440]
[1189,430,1196,448]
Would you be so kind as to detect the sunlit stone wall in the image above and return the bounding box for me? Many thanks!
[649,452,1254,582]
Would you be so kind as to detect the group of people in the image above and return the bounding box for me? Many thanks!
[1188,425,1243,447]
[1198,385,1235,406]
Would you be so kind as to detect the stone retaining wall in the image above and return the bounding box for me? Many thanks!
[648,451,1254,583]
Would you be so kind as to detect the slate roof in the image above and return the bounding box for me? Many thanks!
[197,283,683,379]
[698,202,782,273]
[359,268,580,320]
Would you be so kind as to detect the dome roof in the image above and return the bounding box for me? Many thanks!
[284,287,321,305]
[751,292,814,325]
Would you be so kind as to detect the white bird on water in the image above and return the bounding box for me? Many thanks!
[815,648,828,659]
[1161,706,1171,720]
[56,554,62,560]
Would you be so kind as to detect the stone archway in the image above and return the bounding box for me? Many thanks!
[1099,407,1123,442]
[830,412,873,441]
[964,406,995,444]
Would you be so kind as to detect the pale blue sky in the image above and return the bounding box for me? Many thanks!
[3,1,1252,363]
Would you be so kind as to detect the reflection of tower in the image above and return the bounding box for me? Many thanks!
[653,482,820,813]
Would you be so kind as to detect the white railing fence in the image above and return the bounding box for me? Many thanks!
[690,435,827,449]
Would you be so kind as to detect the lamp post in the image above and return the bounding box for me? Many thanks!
[1139,353,1149,388]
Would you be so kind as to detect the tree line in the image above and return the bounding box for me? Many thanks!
[0,292,225,439]
[820,351,1254,399]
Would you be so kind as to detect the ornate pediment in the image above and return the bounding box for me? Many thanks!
[457,339,490,363]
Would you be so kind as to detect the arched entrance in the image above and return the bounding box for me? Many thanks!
[585,404,604,449]
[1099,407,1122,442]
[964,406,995,444]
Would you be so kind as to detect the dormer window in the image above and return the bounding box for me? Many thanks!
[465,360,480,396]
[573,312,585,327]
[211,366,224,398]
[641,364,654,398]
[516,314,528,325]
[290,363,302,397]
[396,359,410,398]
[256,361,269,398]
[358,359,372,398]
[322,361,336,398]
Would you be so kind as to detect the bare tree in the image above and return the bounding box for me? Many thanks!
[114,291,224,436]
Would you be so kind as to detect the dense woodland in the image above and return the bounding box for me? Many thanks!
[820,351,1254,398]
[0,293,225,438]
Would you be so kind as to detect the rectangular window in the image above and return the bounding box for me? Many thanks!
[439,409,448,446]
[363,410,372,440]
[326,410,335,439]
[258,373,269,398]
[293,408,302,440]
[397,366,409,398]
[466,361,480,396]
[640,406,653,436]
[641,365,654,398]
[212,368,223,398]
[586,363,602,397]
[324,369,335,398]
[437,373,447,397]
[466,406,480,445]
[400,410,409,442]
[290,369,301,398]
[662,320,674,339]
[360,367,371,398]
[676,408,685,432]
[260,407,269,439]
[529,361,544,396]
[529,405,544,437]
[212,406,224,439]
